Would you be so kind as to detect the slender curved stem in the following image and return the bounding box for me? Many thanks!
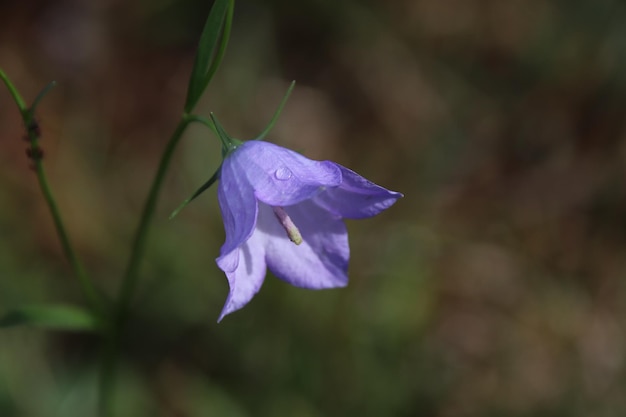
[0,69,27,109]
[98,114,193,417]
[97,323,117,417]
[1,69,104,316]
[116,114,192,320]
[33,156,104,315]
[186,113,217,135]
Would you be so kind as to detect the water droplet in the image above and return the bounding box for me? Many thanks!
[274,167,292,180]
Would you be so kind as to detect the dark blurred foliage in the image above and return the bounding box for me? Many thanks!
[2,0,626,416]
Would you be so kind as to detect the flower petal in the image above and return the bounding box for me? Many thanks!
[216,158,258,272]
[256,201,349,289]
[227,141,342,207]
[217,231,267,322]
[314,164,403,219]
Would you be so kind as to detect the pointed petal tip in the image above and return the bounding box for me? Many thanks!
[216,308,229,323]
[311,164,403,219]
[216,236,268,323]
[387,190,404,204]
[216,295,239,322]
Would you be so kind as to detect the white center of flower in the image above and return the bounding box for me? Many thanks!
[272,206,303,245]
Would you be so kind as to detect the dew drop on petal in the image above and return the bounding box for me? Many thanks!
[274,167,293,181]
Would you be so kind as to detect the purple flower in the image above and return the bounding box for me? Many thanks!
[216,140,402,321]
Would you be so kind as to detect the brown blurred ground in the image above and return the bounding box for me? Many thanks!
[2,0,626,416]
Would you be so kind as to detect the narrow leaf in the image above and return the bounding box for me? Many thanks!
[30,80,57,114]
[196,0,234,100]
[184,0,233,112]
[170,165,221,219]
[210,112,232,143]
[253,80,296,141]
[0,305,99,332]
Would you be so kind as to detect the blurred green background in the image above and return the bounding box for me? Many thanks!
[2,0,626,415]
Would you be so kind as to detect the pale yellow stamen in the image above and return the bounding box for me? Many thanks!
[272,206,303,245]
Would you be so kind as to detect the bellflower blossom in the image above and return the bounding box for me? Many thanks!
[216,140,402,321]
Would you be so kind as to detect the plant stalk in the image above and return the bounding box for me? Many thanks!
[98,114,192,417]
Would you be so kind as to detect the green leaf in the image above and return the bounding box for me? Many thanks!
[29,80,57,114]
[184,0,234,112]
[0,305,99,332]
[210,112,232,146]
[169,164,221,219]
[253,80,296,141]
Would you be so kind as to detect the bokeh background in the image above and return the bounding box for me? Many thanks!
[2,0,626,415]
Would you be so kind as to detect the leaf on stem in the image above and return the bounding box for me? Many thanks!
[253,80,296,141]
[170,165,221,219]
[184,0,234,113]
[29,80,58,115]
[0,304,100,332]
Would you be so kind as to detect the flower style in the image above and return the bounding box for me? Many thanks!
[216,140,402,321]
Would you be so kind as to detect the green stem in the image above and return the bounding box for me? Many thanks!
[1,69,104,316]
[0,69,27,110]
[97,114,192,417]
[116,114,192,320]
[97,323,118,417]
[33,156,104,315]
[186,113,218,135]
